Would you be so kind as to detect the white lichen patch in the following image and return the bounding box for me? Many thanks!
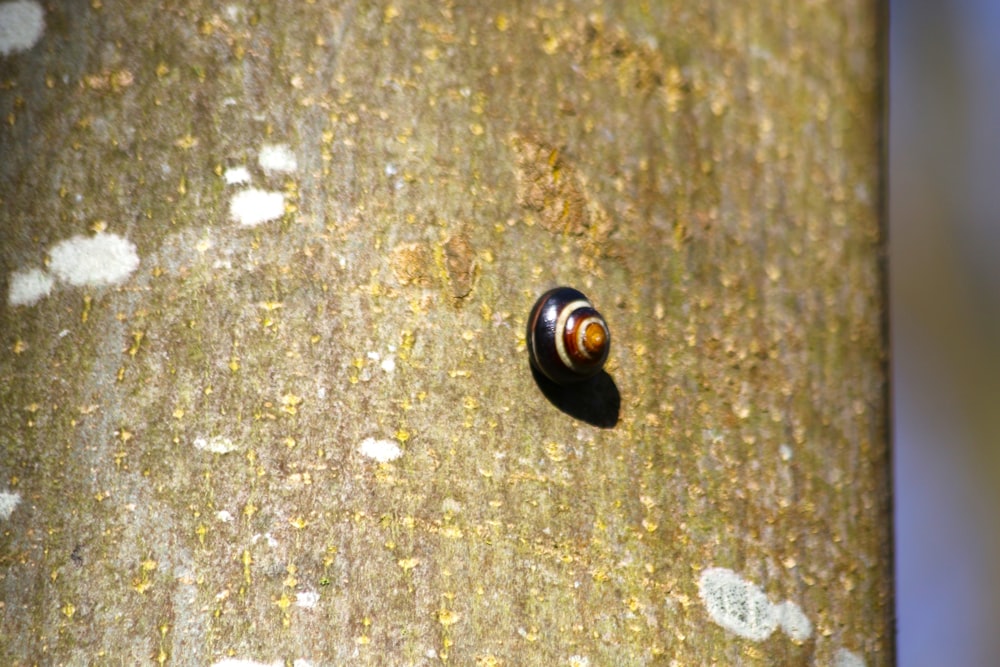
[698,567,815,644]
[698,567,779,641]
[0,0,45,56]
[216,510,234,522]
[7,267,54,306]
[47,232,140,287]
[229,188,285,227]
[380,355,396,374]
[258,144,298,173]
[774,599,813,642]
[366,350,396,374]
[833,648,866,667]
[358,437,402,463]
[224,166,251,185]
[567,656,590,667]
[295,590,320,609]
[193,435,238,454]
[0,491,22,520]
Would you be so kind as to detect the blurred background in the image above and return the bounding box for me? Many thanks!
[891,1,1000,665]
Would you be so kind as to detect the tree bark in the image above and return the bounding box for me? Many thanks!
[0,1,889,665]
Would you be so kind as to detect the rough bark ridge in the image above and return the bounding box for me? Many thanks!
[0,1,889,665]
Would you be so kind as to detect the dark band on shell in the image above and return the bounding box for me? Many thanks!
[527,287,610,385]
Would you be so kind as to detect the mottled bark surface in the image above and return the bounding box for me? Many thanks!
[0,1,888,665]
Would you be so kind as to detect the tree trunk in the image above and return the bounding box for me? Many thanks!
[0,1,889,665]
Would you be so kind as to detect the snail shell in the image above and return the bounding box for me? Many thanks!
[527,287,611,385]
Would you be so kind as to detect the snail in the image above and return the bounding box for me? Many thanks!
[526,287,611,385]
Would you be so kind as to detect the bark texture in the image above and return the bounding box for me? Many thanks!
[0,1,889,665]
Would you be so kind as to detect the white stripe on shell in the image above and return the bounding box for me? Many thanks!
[554,299,592,371]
